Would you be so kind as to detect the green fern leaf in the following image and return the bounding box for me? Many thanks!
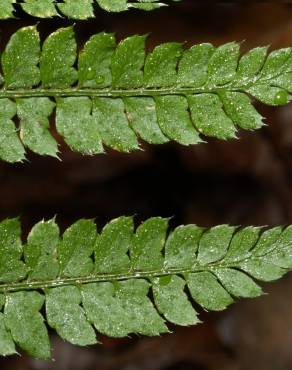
[0,0,179,18]
[0,216,292,358]
[0,26,291,162]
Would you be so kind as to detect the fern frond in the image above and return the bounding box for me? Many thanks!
[0,216,291,358]
[0,0,180,18]
[0,26,291,162]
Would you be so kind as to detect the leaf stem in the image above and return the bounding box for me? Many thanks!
[0,86,245,99]
[0,266,207,293]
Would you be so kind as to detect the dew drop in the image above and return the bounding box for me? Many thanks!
[274,90,288,105]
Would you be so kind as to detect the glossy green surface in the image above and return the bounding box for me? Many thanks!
[0,217,291,358]
[0,0,179,18]
[0,27,291,162]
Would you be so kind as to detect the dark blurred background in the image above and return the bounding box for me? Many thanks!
[1,1,292,369]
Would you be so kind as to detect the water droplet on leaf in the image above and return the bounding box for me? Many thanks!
[274,90,288,105]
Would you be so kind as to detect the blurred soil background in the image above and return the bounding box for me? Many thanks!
[1,1,292,369]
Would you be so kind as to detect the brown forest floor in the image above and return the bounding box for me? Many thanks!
[1,1,292,369]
